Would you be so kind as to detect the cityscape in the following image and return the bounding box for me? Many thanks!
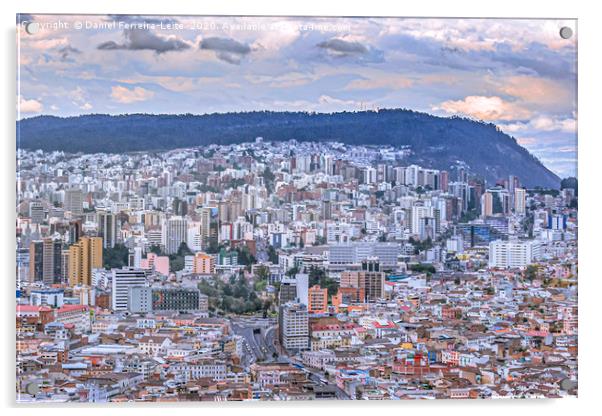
[16,15,577,402]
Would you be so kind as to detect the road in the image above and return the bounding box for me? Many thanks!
[230,317,278,366]
[230,316,349,399]
[279,355,351,400]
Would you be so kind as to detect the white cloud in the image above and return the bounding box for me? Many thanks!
[18,95,43,113]
[110,85,154,104]
[502,115,577,134]
[433,95,532,121]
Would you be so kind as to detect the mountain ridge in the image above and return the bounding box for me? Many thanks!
[16,109,560,188]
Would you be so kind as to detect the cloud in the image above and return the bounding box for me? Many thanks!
[345,74,413,90]
[18,95,43,113]
[497,75,574,110]
[316,38,384,62]
[58,45,81,61]
[199,37,252,64]
[502,115,576,134]
[317,38,368,55]
[98,29,190,54]
[531,115,576,132]
[433,95,532,121]
[111,85,154,104]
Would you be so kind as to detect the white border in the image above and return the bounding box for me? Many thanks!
[2,1,600,415]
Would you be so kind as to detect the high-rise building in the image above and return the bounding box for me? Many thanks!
[279,277,298,305]
[29,200,45,224]
[164,216,188,255]
[514,188,527,215]
[307,285,328,314]
[278,302,309,352]
[112,267,147,311]
[481,192,493,218]
[64,188,84,215]
[199,207,213,245]
[295,273,309,306]
[440,170,449,192]
[68,236,103,286]
[29,238,63,285]
[411,202,433,236]
[488,239,541,268]
[68,219,82,244]
[97,209,117,249]
[339,258,385,302]
[360,258,385,301]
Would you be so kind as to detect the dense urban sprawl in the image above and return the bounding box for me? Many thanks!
[16,139,578,401]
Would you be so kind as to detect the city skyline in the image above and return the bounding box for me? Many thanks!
[17,15,576,177]
[16,15,578,403]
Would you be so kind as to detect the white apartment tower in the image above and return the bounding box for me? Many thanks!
[488,239,541,268]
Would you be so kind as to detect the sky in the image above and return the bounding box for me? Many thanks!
[17,15,577,177]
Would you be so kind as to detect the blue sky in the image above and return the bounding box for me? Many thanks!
[17,15,577,177]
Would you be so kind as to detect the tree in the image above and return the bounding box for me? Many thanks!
[103,244,129,269]
[286,266,299,277]
[409,263,436,274]
[236,246,256,266]
[524,265,539,281]
[149,244,163,255]
[267,245,279,264]
[263,167,276,192]
[308,266,339,297]
[177,242,193,257]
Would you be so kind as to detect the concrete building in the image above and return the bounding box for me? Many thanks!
[112,268,147,311]
[97,209,117,249]
[488,239,541,268]
[163,216,188,255]
[64,188,84,215]
[279,302,309,352]
[68,236,103,286]
[29,238,63,285]
[514,188,527,215]
[308,285,328,314]
[128,287,206,314]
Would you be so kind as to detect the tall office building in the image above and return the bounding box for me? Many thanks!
[199,207,213,245]
[440,170,449,192]
[112,268,147,311]
[295,273,309,306]
[68,219,82,244]
[360,258,385,302]
[278,302,309,352]
[97,209,117,249]
[29,200,45,224]
[340,258,385,302]
[514,188,527,215]
[164,216,188,255]
[68,236,103,286]
[279,277,298,305]
[481,192,493,218]
[29,238,63,285]
[64,188,84,215]
[411,202,433,236]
